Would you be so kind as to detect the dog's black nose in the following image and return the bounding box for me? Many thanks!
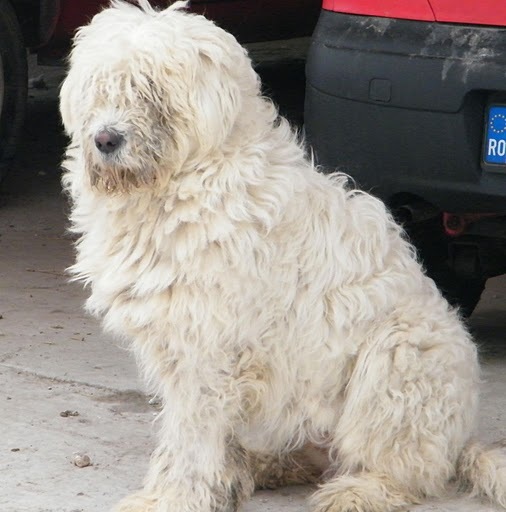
[94,129,123,154]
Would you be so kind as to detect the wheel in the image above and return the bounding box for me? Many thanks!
[0,0,27,181]
[428,266,486,318]
[406,218,486,317]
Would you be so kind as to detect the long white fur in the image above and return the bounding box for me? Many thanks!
[60,2,506,511]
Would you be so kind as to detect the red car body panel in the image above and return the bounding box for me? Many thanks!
[39,0,320,62]
[321,0,435,21]
[323,0,506,26]
[429,0,506,27]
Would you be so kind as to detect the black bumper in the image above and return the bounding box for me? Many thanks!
[305,10,506,213]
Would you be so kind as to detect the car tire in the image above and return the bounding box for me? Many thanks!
[407,218,486,318]
[428,266,486,318]
[0,0,27,182]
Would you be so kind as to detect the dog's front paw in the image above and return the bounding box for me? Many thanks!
[112,491,157,512]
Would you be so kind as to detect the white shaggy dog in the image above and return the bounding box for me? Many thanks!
[60,1,506,511]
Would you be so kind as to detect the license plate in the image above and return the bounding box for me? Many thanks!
[484,105,506,166]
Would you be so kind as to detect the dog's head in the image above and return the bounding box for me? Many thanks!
[60,0,260,193]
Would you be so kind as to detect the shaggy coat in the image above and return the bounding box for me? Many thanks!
[60,1,506,511]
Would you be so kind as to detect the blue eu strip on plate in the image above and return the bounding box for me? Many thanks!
[484,105,506,165]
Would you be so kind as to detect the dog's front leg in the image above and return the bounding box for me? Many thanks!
[113,366,254,512]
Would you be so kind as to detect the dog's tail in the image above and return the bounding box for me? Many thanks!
[457,440,506,508]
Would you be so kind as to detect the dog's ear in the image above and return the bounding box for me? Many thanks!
[60,72,77,136]
[190,50,242,152]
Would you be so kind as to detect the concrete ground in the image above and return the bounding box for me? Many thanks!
[1,54,505,512]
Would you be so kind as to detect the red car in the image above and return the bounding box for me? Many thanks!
[305,0,506,315]
[0,0,319,180]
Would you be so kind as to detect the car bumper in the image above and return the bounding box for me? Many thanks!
[305,10,506,213]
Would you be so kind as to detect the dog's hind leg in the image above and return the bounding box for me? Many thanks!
[310,471,418,512]
[311,302,480,512]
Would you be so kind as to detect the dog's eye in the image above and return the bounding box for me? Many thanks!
[129,76,158,106]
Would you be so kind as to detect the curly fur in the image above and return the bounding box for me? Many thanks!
[60,2,506,511]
